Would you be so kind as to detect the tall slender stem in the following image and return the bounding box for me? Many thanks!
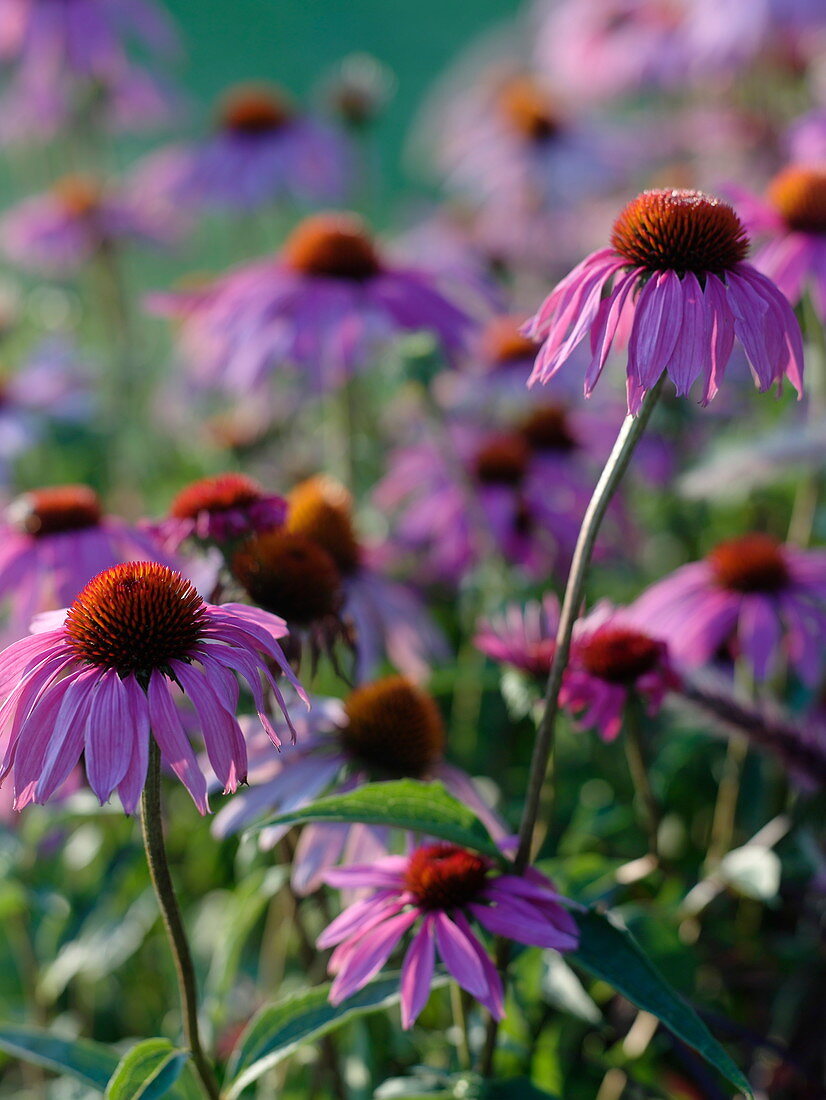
[623,702,661,860]
[140,739,221,1100]
[480,377,663,1077]
[705,660,753,869]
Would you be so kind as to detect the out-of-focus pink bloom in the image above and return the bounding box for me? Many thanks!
[634,534,826,685]
[374,412,611,586]
[527,189,804,414]
[149,212,473,397]
[474,595,558,681]
[786,111,826,163]
[141,84,348,212]
[286,476,447,684]
[0,561,304,813]
[317,843,578,1025]
[560,602,678,742]
[733,166,826,321]
[151,473,287,555]
[0,175,178,274]
[0,485,171,639]
[213,676,505,895]
[0,0,179,78]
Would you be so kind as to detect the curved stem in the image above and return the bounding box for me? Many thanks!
[140,739,221,1100]
[480,377,663,1077]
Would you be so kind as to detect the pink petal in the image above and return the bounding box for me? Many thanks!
[400,914,436,1029]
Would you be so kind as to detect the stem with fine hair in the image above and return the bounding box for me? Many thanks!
[140,738,221,1100]
[480,375,664,1077]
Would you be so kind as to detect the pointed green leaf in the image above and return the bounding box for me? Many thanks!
[105,1038,188,1100]
[0,1023,119,1090]
[571,909,752,1096]
[225,972,448,1099]
[250,779,502,861]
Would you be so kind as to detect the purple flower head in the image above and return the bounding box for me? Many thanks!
[0,561,304,814]
[286,475,448,684]
[149,212,473,398]
[318,843,578,1025]
[153,83,349,212]
[634,534,826,686]
[0,174,178,274]
[152,472,287,555]
[560,601,678,742]
[526,188,804,414]
[0,484,174,640]
[734,165,826,323]
[375,412,611,586]
[474,594,559,681]
[0,0,179,79]
[214,675,505,895]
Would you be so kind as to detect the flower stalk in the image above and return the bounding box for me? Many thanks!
[140,738,221,1100]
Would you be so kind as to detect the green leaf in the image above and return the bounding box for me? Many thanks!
[571,909,752,1096]
[105,1038,188,1100]
[0,1023,119,1090]
[250,779,503,861]
[225,972,448,1099]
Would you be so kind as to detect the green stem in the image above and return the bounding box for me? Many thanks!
[140,739,221,1100]
[623,703,661,861]
[479,377,664,1077]
[705,662,753,868]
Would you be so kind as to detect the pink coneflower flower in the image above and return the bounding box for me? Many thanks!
[152,473,287,554]
[149,83,348,212]
[375,413,605,586]
[318,843,578,1025]
[634,534,826,685]
[0,174,176,274]
[286,476,447,683]
[560,602,678,742]
[214,676,505,894]
[0,561,303,813]
[474,595,559,681]
[733,166,826,322]
[786,111,826,164]
[150,212,473,397]
[526,188,804,414]
[0,0,179,78]
[0,485,171,639]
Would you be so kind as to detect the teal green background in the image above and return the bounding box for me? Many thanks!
[165,0,520,200]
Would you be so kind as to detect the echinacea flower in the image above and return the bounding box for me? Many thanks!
[0,561,303,813]
[148,83,348,212]
[0,485,171,639]
[151,473,287,554]
[230,528,349,668]
[733,166,826,322]
[214,675,505,894]
[474,595,559,681]
[375,414,608,586]
[526,188,804,414]
[286,476,447,683]
[634,534,826,685]
[150,212,473,397]
[0,174,176,274]
[317,843,578,1025]
[560,602,678,742]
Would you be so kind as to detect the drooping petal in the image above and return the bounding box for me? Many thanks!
[84,669,133,803]
[116,675,150,814]
[147,672,209,814]
[400,914,436,1029]
[433,911,489,998]
[329,909,418,1005]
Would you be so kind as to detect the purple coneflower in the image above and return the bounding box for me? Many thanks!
[634,534,826,685]
[286,476,447,683]
[0,561,303,813]
[317,842,578,1025]
[560,602,678,742]
[0,485,171,639]
[150,212,472,397]
[526,188,804,413]
[152,473,287,554]
[151,83,348,212]
[214,675,504,894]
[375,411,605,586]
[474,595,559,681]
[734,166,826,322]
[0,174,176,274]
